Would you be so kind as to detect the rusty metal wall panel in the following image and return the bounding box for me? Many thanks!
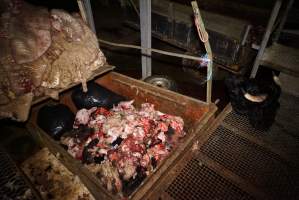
[28,72,217,200]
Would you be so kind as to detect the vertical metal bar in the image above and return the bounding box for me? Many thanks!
[140,0,152,79]
[83,0,97,34]
[206,57,213,104]
[241,25,252,46]
[168,2,174,39]
[191,1,213,104]
[77,0,88,23]
[273,0,294,42]
[250,0,282,78]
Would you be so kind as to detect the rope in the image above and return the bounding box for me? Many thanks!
[98,38,210,63]
[98,38,212,81]
[194,17,209,43]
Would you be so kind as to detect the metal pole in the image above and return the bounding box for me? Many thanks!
[241,25,252,46]
[139,0,152,79]
[191,1,213,104]
[77,0,88,23]
[83,0,96,34]
[250,0,282,78]
[282,29,299,35]
[273,0,294,42]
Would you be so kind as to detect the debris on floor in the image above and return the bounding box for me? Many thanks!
[22,148,95,200]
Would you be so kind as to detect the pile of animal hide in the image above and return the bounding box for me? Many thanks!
[0,0,106,121]
[225,72,281,131]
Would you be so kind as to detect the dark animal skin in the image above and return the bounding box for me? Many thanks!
[122,166,147,196]
[82,138,99,164]
[225,70,281,131]
[71,82,126,110]
[111,137,123,147]
[37,104,75,140]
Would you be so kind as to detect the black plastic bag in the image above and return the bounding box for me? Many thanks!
[71,82,126,109]
[37,104,75,140]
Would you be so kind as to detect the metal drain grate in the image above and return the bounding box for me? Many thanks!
[224,111,266,135]
[224,110,299,165]
[166,158,254,200]
[223,110,299,143]
[0,149,39,200]
[201,125,299,199]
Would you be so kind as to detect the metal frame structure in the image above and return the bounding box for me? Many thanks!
[78,0,152,79]
[250,0,294,78]
[77,0,213,104]
[273,0,294,42]
[77,0,96,33]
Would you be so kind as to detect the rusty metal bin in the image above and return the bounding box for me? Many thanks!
[27,72,217,199]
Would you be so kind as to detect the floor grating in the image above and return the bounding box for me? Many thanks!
[165,94,299,200]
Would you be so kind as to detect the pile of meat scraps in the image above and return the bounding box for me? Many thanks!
[0,0,106,121]
[61,100,186,196]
